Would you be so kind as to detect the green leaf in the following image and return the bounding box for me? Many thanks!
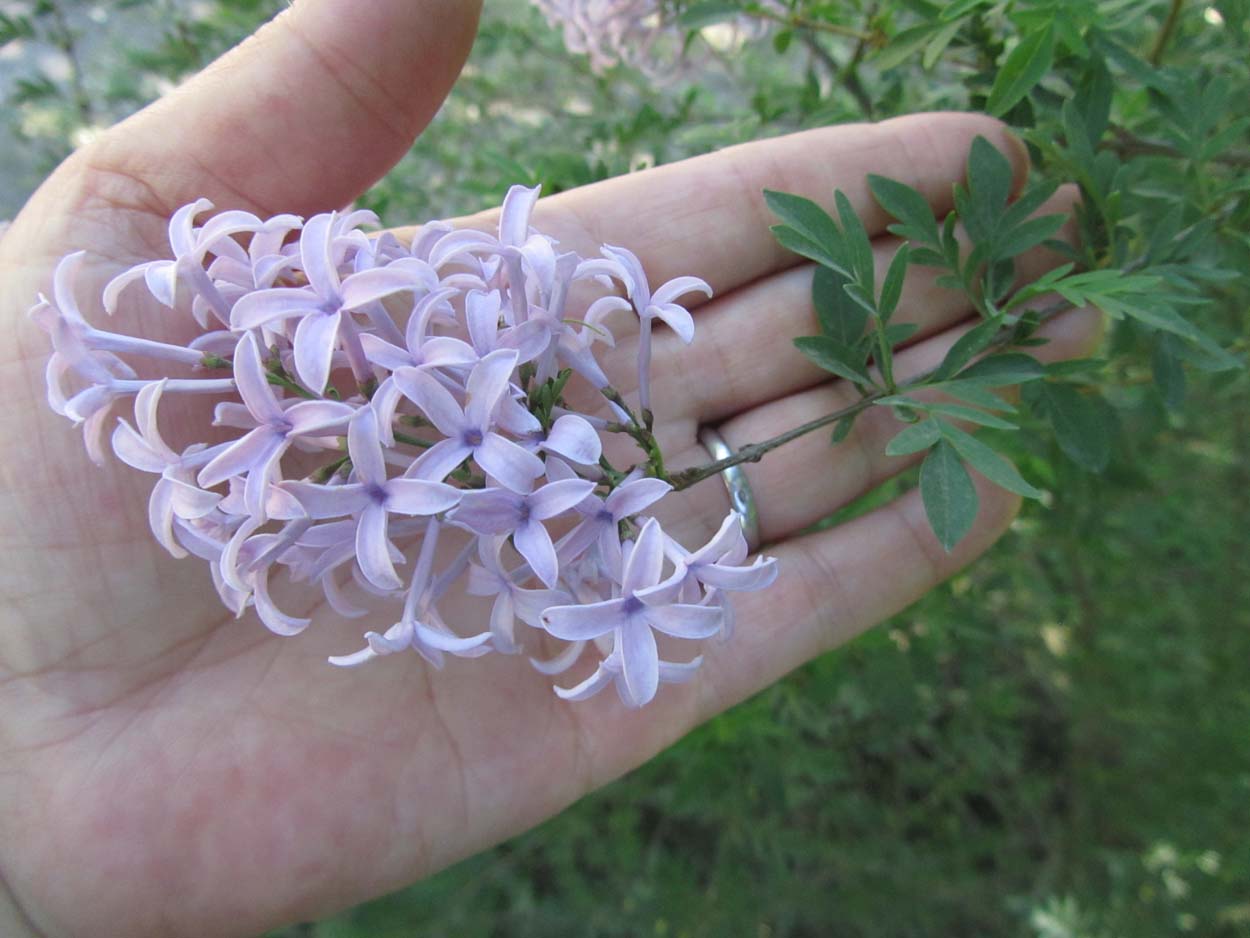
[956,353,1045,386]
[939,423,1044,498]
[770,225,847,274]
[994,213,1067,261]
[763,191,843,255]
[885,418,942,456]
[936,380,1017,412]
[869,175,940,246]
[878,244,911,322]
[812,267,868,345]
[1152,334,1187,410]
[933,318,1004,381]
[830,414,857,444]
[883,322,920,347]
[916,402,1018,429]
[987,24,1055,117]
[1037,384,1114,472]
[920,440,979,552]
[835,190,875,291]
[793,336,872,385]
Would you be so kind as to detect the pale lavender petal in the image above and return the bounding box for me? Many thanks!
[394,369,465,438]
[651,302,695,344]
[281,481,370,518]
[543,597,626,641]
[695,557,778,592]
[514,518,559,588]
[168,198,213,257]
[645,603,723,639]
[385,478,462,516]
[299,212,341,298]
[103,262,158,314]
[531,639,585,676]
[112,420,166,473]
[513,587,573,627]
[322,570,369,619]
[359,333,413,371]
[490,592,518,653]
[554,659,615,701]
[605,477,672,519]
[253,572,311,636]
[230,286,320,329]
[286,399,355,436]
[475,432,544,493]
[166,478,222,519]
[232,332,285,424]
[601,245,651,307]
[292,309,342,394]
[339,266,420,309]
[465,349,519,431]
[542,415,602,465]
[328,646,377,667]
[346,407,386,486]
[450,487,522,534]
[466,289,504,353]
[413,619,493,654]
[529,478,597,520]
[421,336,478,368]
[197,427,281,489]
[499,184,540,246]
[356,503,402,590]
[618,619,659,708]
[650,275,712,308]
[411,438,473,483]
[622,517,665,595]
[148,480,184,558]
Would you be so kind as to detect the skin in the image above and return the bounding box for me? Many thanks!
[0,2,1102,936]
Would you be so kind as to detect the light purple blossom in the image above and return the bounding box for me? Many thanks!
[34,187,777,708]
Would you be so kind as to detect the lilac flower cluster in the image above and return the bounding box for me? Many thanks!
[530,0,774,75]
[33,186,777,708]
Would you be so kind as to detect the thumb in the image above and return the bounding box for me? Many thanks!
[85,0,481,217]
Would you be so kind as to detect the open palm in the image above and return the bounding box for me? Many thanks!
[0,3,1099,936]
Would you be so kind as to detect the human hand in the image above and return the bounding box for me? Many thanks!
[0,3,1100,936]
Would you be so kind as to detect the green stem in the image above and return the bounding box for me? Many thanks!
[1149,0,1185,65]
[669,297,1072,492]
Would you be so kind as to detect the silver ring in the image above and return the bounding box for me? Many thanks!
[697,425,761,552]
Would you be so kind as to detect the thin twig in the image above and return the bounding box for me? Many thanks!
[1149,0,1185,65]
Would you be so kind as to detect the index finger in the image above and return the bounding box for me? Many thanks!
[418,112,1027,298]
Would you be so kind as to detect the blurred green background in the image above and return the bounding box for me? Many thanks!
[3,1,1247,935]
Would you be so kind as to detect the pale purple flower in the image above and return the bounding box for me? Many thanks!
[465,536,572,652]
[103,198,268,325]
[556,472,672,570]
[543,518,723,707]
[329,518,492,667]
[282,407,462,590]
[403,349,544,491]
[197,332,355,513]
[231,212,429,394]
[450,476,595,587]
[111,380,222,557]
[598,245,711,412]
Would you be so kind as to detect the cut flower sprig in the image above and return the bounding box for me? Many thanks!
[33,184,779,709]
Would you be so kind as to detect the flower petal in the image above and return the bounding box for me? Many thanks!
[385,478,462,516]
[299,212,341,298]
[543,414,602,465]
[292,309,342,394]
[197,427,281,489]
[650,275,712,308]
[543,597,626,641]
[645,602,723,640]
[475,432,544,493]
[554,659,615,701]
[232,332,286,425]
[230,286,320,330]
[618,619,659,708]
[355,503,402,591]
[605,476,672,519]
[465,349,519,431]
[281,481,370,519]
[411,438,473,483]
[621,517,665,595]
[514,518,559,588]
[529,478,597,521]
[394,369,465,438]
[499,184,540,246]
